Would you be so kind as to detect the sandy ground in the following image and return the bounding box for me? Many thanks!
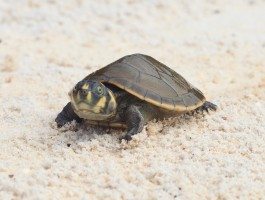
[0,0,265,199]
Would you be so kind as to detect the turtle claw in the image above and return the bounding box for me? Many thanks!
[55,117,67,128]
[119,135,132,142]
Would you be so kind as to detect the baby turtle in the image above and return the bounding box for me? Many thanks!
[56,54,217,141]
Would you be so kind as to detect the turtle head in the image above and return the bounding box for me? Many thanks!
[69,80,117,121]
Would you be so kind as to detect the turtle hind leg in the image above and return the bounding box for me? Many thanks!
[197,101,217,113]
[203,101,217,111]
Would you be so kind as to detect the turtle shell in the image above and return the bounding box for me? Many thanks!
[85,54,206,112]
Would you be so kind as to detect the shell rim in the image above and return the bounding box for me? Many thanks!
[103,80,206,112]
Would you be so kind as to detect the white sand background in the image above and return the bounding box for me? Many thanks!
[0,0,265,199]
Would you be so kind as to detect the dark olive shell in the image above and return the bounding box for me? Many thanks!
[85,54,206,111]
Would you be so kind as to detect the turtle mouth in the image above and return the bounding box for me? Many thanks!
[71,100,114,120]
[72,105,115,121]
[73,101,102,113]
[77,101,97,110]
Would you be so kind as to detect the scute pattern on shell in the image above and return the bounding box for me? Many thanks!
[85,54,206,111]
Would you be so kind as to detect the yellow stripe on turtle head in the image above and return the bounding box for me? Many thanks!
[82,83,89,90]
[86,91,92,103]
[108,89,117,110]
[96,96,106,108]
[92,96,106,113]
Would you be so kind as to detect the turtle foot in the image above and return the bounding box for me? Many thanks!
[55,116,68,128]
[119,134,132,142]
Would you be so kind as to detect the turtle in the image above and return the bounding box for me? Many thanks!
[55,54,217,141]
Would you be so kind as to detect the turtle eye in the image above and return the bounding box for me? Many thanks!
[96,85,103,95]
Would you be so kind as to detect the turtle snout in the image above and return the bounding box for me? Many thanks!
[79,89,88,99]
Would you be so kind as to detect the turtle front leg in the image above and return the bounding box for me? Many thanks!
[55,102,83,128]
[120,105,144,141]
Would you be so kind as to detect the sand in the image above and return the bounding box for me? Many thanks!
[0,0,265,199]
